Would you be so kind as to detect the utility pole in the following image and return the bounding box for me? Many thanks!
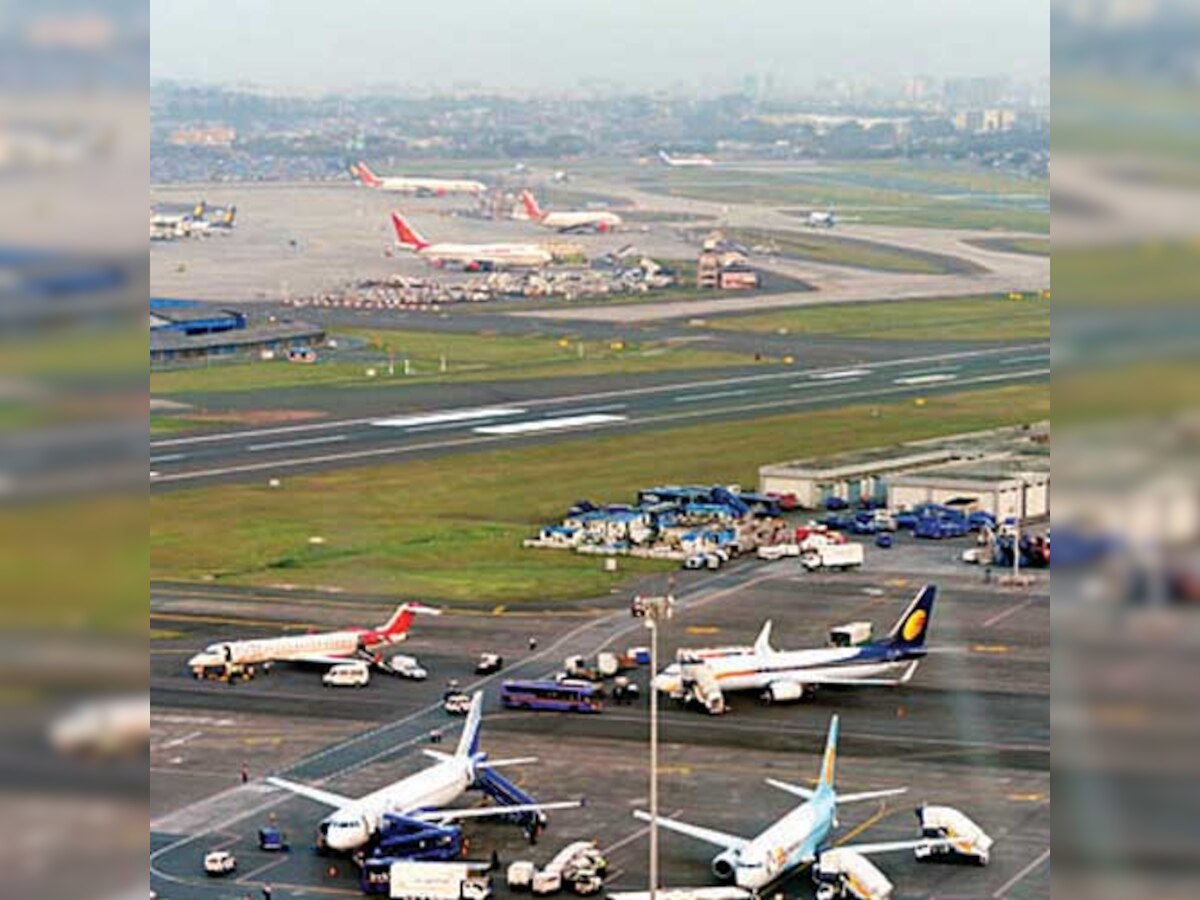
[631,591,675,900]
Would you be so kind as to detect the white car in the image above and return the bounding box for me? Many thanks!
[323,661,371,688]
[444,691,473,715]
[203,850,236,876]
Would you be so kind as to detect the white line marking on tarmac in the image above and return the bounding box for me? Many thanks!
[999,354,1051,366]
[474,414,627,435]
[893,373,958,385]
[247,434,349,452]
[149,343,1049,450]
[674,389,752,403]
[810,368,870,380]
[602,807,685,856]
[372,407,526,428]
[983,595,1040,628]
[151,366,1049,484]
[155,730,203,751]
[149,453,186,464]
[992,847,1049,898]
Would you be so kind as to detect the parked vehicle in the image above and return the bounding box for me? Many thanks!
[381,860,491,900]
[874,533,894,549]
[258,826,288,852]
[801,542,865,572]
[500,679,602,713]
[443,691,473,715]
[914,805,993,866]
[475,653,504,675]
[323,661,371,688]
[203,851,236,877]
[828,622,873,647]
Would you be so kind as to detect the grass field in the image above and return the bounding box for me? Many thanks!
[150,383,1049,604]
[150,328,755,395]
[967,237,1051,257]
[631,163,1050,233]
[721,227,979,275]
[710,294,1050,341]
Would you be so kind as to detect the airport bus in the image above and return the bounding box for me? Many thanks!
[499,679,602,713]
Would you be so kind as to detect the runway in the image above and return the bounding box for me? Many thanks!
[150,341,1048,488]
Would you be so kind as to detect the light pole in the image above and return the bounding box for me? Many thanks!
[631,592,675,900]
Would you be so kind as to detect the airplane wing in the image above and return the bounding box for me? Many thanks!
[633,811,748,852]
[765,778,815,801]
[415,799,583,823]
[266,776,355,809]
[838,838,950,857]
[836,788,908,804]
[796,662,921,687]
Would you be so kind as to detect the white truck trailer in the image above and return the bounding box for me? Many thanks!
[914,805,993,865]
[802,542,865,572]
[388,861,491,900]
[507,841,607,895]
[812,848,893,900]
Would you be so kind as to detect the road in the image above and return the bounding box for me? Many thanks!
[150,342,1048,488]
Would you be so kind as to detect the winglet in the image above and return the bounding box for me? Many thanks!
[753,620,774,655]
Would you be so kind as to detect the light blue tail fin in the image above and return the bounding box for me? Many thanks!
[817,714,838,791]
[455,690,484,758]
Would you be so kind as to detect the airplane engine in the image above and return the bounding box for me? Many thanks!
[765,680,806,703]
[712,848,740,881]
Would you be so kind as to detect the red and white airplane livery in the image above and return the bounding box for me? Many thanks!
[390,211,553,269]
[352,162,487,197]
[518,189,622,233]
[187,603,439,676]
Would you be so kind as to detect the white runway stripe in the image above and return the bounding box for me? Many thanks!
[474,414,627,435]
[372,407,526,428]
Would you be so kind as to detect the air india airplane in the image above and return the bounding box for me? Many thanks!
[352,162,487,196]
[390,211,553,269]
[518,189,622,233]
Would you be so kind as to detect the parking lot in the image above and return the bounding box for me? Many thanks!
[151,538,1048,899]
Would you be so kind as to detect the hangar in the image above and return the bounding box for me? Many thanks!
[758,424,1049,517]
[150,298,324,366]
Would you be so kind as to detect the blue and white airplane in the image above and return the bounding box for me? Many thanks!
[635,715,940,893]
[653,585,937,704]
[268,692,580,851]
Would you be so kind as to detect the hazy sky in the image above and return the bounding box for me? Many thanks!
[151,0,1048,93]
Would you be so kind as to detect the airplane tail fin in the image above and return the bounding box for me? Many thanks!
[817,714,839,790]
[391,211,429,250]
[357,161,383,187]
[224,205,237,226]
[378,602,439,638]
[884,584,937,651]
[455,691,485,758]
[753,620,774,655]
[193,201,206,219]
[519,189,544,220]
[658,150,672,165]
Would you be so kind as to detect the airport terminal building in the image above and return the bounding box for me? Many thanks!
[150,298,324,366]
[759,424,1050,518]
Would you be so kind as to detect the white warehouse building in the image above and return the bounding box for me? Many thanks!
[758,424,1050,518]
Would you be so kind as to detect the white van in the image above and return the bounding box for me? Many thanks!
[323,661,371,688]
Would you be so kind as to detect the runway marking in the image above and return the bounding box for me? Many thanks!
[236,853,291,884]
[999,354,1051,366]
[992,847,1049,897]
[893,373,958,385]
[151,364,1049,484]
[155,730,203,751]
[150,453,186,464]
[372,406,526,428]
[674,389,752,402]
[149,343,1047,451]
[474,413,627,435]
[971,643,1011,654]
[809,368,870,380]
[982,596,1039,628]
[247,434,348,452]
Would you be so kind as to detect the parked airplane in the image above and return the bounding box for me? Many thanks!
[518,190,622,233]
[353,162,487,197]
[268,691,581,851]
[186,603,439,677]
[390,211,553,269]
[658,150,715,168]
[634,715,946,893]
[653,585,936,706]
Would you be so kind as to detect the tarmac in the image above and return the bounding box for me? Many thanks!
[150,537,1049,899]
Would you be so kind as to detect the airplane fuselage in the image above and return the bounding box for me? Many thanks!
[658,643,922,696]
[321,757,473,851]
[729,791,836,891]
[191,628,400,669]
[416,241,553,268]
[374,177,486,196]
[537,211,622,232]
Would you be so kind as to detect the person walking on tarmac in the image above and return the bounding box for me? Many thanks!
[261,884,273,900]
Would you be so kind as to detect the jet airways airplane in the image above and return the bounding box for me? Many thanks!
[353,162,487,196]
[635,715,945,893]
[653,585,936,706]
[658,150,715,168]
[518,190,622,233]
[269,691,581,851]
[390,211,553,269]
[186,603,438,676]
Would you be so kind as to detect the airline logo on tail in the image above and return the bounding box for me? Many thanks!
[886,585,936,650]
[355,161,383,188]
[519,190,545,221]
[819,714,839,788]
[391,212,430,250]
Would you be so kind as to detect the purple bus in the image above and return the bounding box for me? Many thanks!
[500,679,602,713]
